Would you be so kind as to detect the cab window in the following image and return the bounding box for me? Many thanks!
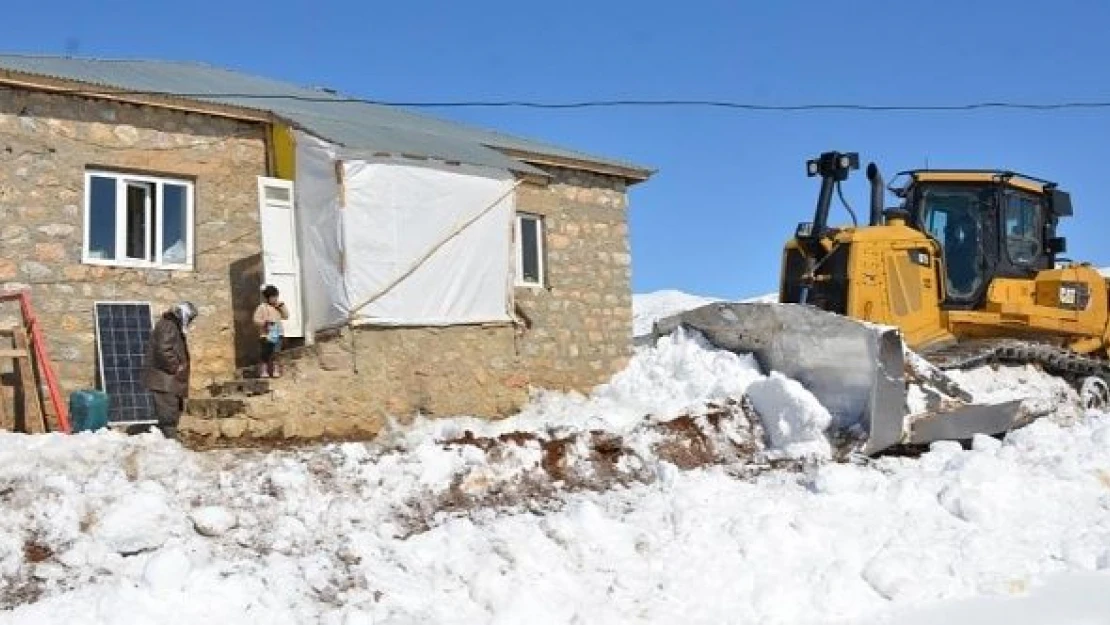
[917,186,988,301]
[1003,191,1044,266]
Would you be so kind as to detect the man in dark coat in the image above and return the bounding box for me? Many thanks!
[142,302,197,439]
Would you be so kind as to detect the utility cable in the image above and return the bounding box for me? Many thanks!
[24,87,1110,113]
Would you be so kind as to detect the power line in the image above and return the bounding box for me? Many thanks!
[35,87,1110,112]
[354,100,1110,112]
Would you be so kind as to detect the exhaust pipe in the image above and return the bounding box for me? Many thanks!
[866,162,884,226]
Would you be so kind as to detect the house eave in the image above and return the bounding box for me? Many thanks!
[0,67,655,185]
[0,68,275,125]
[494,147,655,184]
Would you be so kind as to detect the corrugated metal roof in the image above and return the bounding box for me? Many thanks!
[0,54,655,179]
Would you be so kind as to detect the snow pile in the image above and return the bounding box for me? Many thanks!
[747,372,833,458]
[631,288,777,337]
[591,328,764,425]
[362,328,832,512]
[2,413,1110,623]
[946,364,1081,422]
[631,289,721,336]
[742,291,778,303]
[386,328,805,449]
[903,345,1079,426]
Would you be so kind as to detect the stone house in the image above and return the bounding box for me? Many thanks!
[0,54,653,433]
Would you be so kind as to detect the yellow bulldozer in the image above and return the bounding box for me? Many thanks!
[652,151,1110,455]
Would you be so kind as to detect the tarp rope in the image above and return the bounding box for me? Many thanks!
[345,178,525,322]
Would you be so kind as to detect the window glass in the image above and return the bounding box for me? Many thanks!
[518,215,542,284]
[162,184,189,264]
[124,183,151,261]
[85,172,192,269]
[87,176,117,260]
[925,207,947,243]
[1004,192,1043,265]
[918,186,987,300]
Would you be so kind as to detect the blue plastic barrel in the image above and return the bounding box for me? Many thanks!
[69,390,109,432]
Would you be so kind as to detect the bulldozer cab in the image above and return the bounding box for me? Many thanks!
[894,171,1071,309]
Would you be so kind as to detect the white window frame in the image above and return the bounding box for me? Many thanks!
[515,212,545,287]
[82,170,195,271]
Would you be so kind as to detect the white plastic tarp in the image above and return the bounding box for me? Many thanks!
[343,160,516,325]
[294,133,348,329]
[293,130,517,329]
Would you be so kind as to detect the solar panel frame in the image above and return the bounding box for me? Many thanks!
[93,301,158,425]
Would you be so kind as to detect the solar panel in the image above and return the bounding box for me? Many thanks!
[94,302,156,424]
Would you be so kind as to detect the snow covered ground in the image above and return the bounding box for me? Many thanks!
[1,292,1109,624]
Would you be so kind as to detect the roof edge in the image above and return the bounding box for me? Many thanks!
[900,170,1054,195]
[495,146,655,183]
[0,60,656,182]
[0,67,274,124]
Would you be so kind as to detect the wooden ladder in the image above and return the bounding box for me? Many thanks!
[0,290,69,434]
[0,326,46,433]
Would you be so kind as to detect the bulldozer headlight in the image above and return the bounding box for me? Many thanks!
[908,249,930,266]
[806,160,819,177]
[1060,286,1076,305]
[1058,282,1090,310]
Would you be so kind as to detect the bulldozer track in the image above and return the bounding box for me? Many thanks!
[918,338,1110,382]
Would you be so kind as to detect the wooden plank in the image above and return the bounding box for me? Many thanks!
[0,332,12,431]
[0,372,10,432]
[0,349,29,358]
[12,329,45,434]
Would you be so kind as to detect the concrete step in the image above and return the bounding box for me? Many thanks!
[275,344,314,363]
[186,397,249,419]
[207,379,271,398]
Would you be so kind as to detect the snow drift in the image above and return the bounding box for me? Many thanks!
[2,410,1109,624]
[0,289,1106,624]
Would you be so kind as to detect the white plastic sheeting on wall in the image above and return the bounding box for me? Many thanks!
[293,130,518,329]
[342,160,516,325]
[294,132,349,330]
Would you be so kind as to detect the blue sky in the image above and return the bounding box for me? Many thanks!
[4,0,1110,299]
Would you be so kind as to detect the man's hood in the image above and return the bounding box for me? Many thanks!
[173,302,197,333]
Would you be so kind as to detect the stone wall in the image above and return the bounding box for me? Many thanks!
[0,86,269,421]
[514,167,633,390]
[312,165,634,422]
[0,84,635,432]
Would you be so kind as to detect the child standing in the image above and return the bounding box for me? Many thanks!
[253,285,289,378]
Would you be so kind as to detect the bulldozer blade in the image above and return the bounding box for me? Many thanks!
[649,302,1057,455]
[651,302,909,455]
[906,399,1030,445]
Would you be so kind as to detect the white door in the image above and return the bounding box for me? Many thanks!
[257,177,304,338]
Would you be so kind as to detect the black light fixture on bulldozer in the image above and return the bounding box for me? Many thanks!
[798,151,859,241]
[795,151,861,304]
[805,151,859,180]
